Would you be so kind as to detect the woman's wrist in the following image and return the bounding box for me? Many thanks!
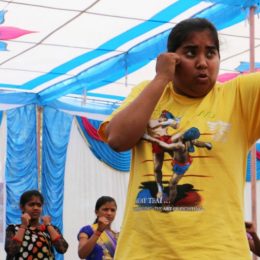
[45,223,53,231]
[94,230,103,237]
[12,236,23,243]
[51,234,61,243]
[20,224,27,230]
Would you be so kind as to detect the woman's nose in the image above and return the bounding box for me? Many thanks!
[196,55,207,69]
[107,210,113,215]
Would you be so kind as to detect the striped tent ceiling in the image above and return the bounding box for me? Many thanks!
[0,0,260,119]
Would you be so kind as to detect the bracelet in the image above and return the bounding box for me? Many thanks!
[94,230,102,237]
[12,236,22,243]
[51,234,61,243]
[39,224,46,232]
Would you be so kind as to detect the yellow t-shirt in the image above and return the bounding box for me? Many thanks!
[99,72,260,260]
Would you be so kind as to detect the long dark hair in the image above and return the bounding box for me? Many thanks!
[167,18,220,55]
[94,196,117,224]
[20,190,44,207]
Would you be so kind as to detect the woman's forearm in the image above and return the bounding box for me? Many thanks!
[5,227,26,256]
[46,225,68,253]
[78,232,101,258]
[106,75,170,151]
[252,233,260,256]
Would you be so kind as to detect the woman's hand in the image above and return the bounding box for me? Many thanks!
[41,215,52,225]
[97,216,110,232]
[21,213,31,228]
[156,52,180,82]
[245,221,256,235]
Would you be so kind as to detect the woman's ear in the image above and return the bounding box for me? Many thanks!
[20,204,24,213]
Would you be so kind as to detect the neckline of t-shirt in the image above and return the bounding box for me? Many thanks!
[167,82,207,105]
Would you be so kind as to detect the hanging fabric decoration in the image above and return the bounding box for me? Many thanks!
[246,143,260,181]
[80,116,102,141]
[76,116,131,172]
[257,150,260,160]
[0,10,35,51]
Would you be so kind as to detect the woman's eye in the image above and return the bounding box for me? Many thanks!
[207,50,216,58]
[186,50,195,57]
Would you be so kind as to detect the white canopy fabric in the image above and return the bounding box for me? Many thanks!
[0,0,260,119]
[0,2,260,259]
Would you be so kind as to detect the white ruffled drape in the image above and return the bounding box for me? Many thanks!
[63,118,129,260]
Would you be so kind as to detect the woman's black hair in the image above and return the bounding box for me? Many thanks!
[94,196,117,224]
[167,18,220,54]
[20,190,44,207]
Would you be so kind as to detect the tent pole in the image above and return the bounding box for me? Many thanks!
[249,6,257,260]
[37,106,43,191]
[249,7,255,72]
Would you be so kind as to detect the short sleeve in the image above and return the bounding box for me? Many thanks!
[98,80,150,141]
[77,225,93,240]
[235,73,260,145]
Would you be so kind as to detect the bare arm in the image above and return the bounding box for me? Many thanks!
[246,222,260,256]
[193,140,212,150]
[46,225,69,254]
[5,225,26,256]
[41,216,68,254]
[5,213,31,256]
[250,233,260,256]
[150,119,178,129]
[78,217,110,259]
[105,53,180,151]
[78,232,101,259]
[143,133,184,151]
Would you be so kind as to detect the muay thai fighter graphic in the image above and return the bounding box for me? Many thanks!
[143,110,212,205]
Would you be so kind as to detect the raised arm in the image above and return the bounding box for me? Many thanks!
[78,231,101,259]
[246,222,260,257]
[5,225,23,257]
[104,53,180,151]
[193,140,212,150]
[41,215,68,254]
[78,217,110,259]
[5,213,31,256]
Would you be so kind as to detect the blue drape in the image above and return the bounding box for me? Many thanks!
[41,106,73,260]
[5,105,38,224]
[246,143,260,181]
[76,117,131,172]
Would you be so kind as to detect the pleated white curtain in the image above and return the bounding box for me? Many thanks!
[63,118,129,260]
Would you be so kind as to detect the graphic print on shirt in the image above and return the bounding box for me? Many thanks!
[137,110,213,212]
